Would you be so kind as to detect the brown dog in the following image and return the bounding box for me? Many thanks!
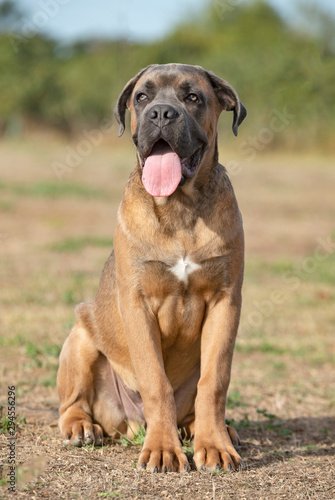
[57,63,247,473]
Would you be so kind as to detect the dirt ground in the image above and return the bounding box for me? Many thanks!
[0,136,334,499]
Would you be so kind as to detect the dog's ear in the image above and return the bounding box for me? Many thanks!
[114,65,156,137]
[205,70,247,137]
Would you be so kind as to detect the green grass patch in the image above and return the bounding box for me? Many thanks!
[0,407,25,434]
[62,289,76,305]
[25,341,62,371]
[98,490,122,498]
[235,341,286,355]
[41,374,57,388]
[299,444,317,451]
[119,421,146,447]
[49,236,113,253]
[245,242,335,285]
[211,469,230,475]
[226,414,250,430]
[0,199,14,211]
[258,342,287,355]
[0,334,27,347]
[267,260,295,275]
[257,409,292,436]
[236,339,333,365]
[43,344,62,358]
[26,341,42,366]
[181,438,194,455]
[61,270,89,304]
[278,427,293,436]
[227,390,245,409]
[227,410,293,437]
[0,181,109,199]
[0,406,12,434]
[273,361,286,371]
[303,257,335,284]
[21,485,36,492]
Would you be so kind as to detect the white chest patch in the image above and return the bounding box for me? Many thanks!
[169,256,201,286]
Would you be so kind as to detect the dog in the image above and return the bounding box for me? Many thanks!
[57,63,247,473]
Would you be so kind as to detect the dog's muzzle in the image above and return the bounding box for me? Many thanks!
[140,139,204,197]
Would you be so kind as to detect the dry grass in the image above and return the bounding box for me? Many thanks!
[0,136,334,499]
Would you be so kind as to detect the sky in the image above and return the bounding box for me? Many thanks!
[14,0,335,43]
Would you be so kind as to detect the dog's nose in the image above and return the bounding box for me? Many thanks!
[148,104,179,127]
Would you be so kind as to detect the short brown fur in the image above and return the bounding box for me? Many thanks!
[57,63,247,472]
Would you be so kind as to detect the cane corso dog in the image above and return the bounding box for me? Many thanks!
[57,63,247,473]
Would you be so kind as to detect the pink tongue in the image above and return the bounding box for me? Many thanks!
[142,141,182,197]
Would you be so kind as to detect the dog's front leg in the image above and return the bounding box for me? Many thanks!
[193,291,243,471]
[119,294,190,473]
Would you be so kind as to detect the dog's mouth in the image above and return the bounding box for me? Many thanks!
[140,139,203,197]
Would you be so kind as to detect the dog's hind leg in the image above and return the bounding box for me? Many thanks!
[57,323,125,447]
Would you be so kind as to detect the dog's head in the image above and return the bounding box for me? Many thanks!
[114,64,246,197]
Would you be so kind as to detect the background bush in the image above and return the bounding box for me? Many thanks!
[0,0,334,149]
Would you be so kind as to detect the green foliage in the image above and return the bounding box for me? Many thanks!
[50,236,113,253]
[227,410,293,437]
[257,408,292,435]
[0,0,334,147]
[41,375,57,387]
[0,406,25,434]
[119,421,146,447]
[226,414,250,429]
[227,390,246,409]
[25,341,62,379]
[98,490,122,498]
[0,405,11,434]
[26,340,41,360]
[235,340,287,355]
[0,180,109,199]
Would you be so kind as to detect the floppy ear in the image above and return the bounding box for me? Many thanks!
[205,70,247,137]
[114,65,155,137]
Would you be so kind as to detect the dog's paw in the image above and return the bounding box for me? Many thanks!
[226,424,242,448]
[62,420,103,447]
[137,433,190,473]
[193,432,243,472]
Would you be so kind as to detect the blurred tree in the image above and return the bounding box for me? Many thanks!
[0,0,334,148]
[0,0,22,30]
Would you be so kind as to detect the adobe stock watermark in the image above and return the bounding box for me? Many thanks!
[7,0,71,53]
[52,118,116,181]
[213,0,243,20]
[6,386,17,492]
[240,234,335,334]
[227,106,296,176]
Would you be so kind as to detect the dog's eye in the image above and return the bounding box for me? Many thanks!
[137,93,147,102]
[187,93,200,103]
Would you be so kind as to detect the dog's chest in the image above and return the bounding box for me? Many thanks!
[139,253,230,304]
[138,253,230,347]
[169,256,201,286]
